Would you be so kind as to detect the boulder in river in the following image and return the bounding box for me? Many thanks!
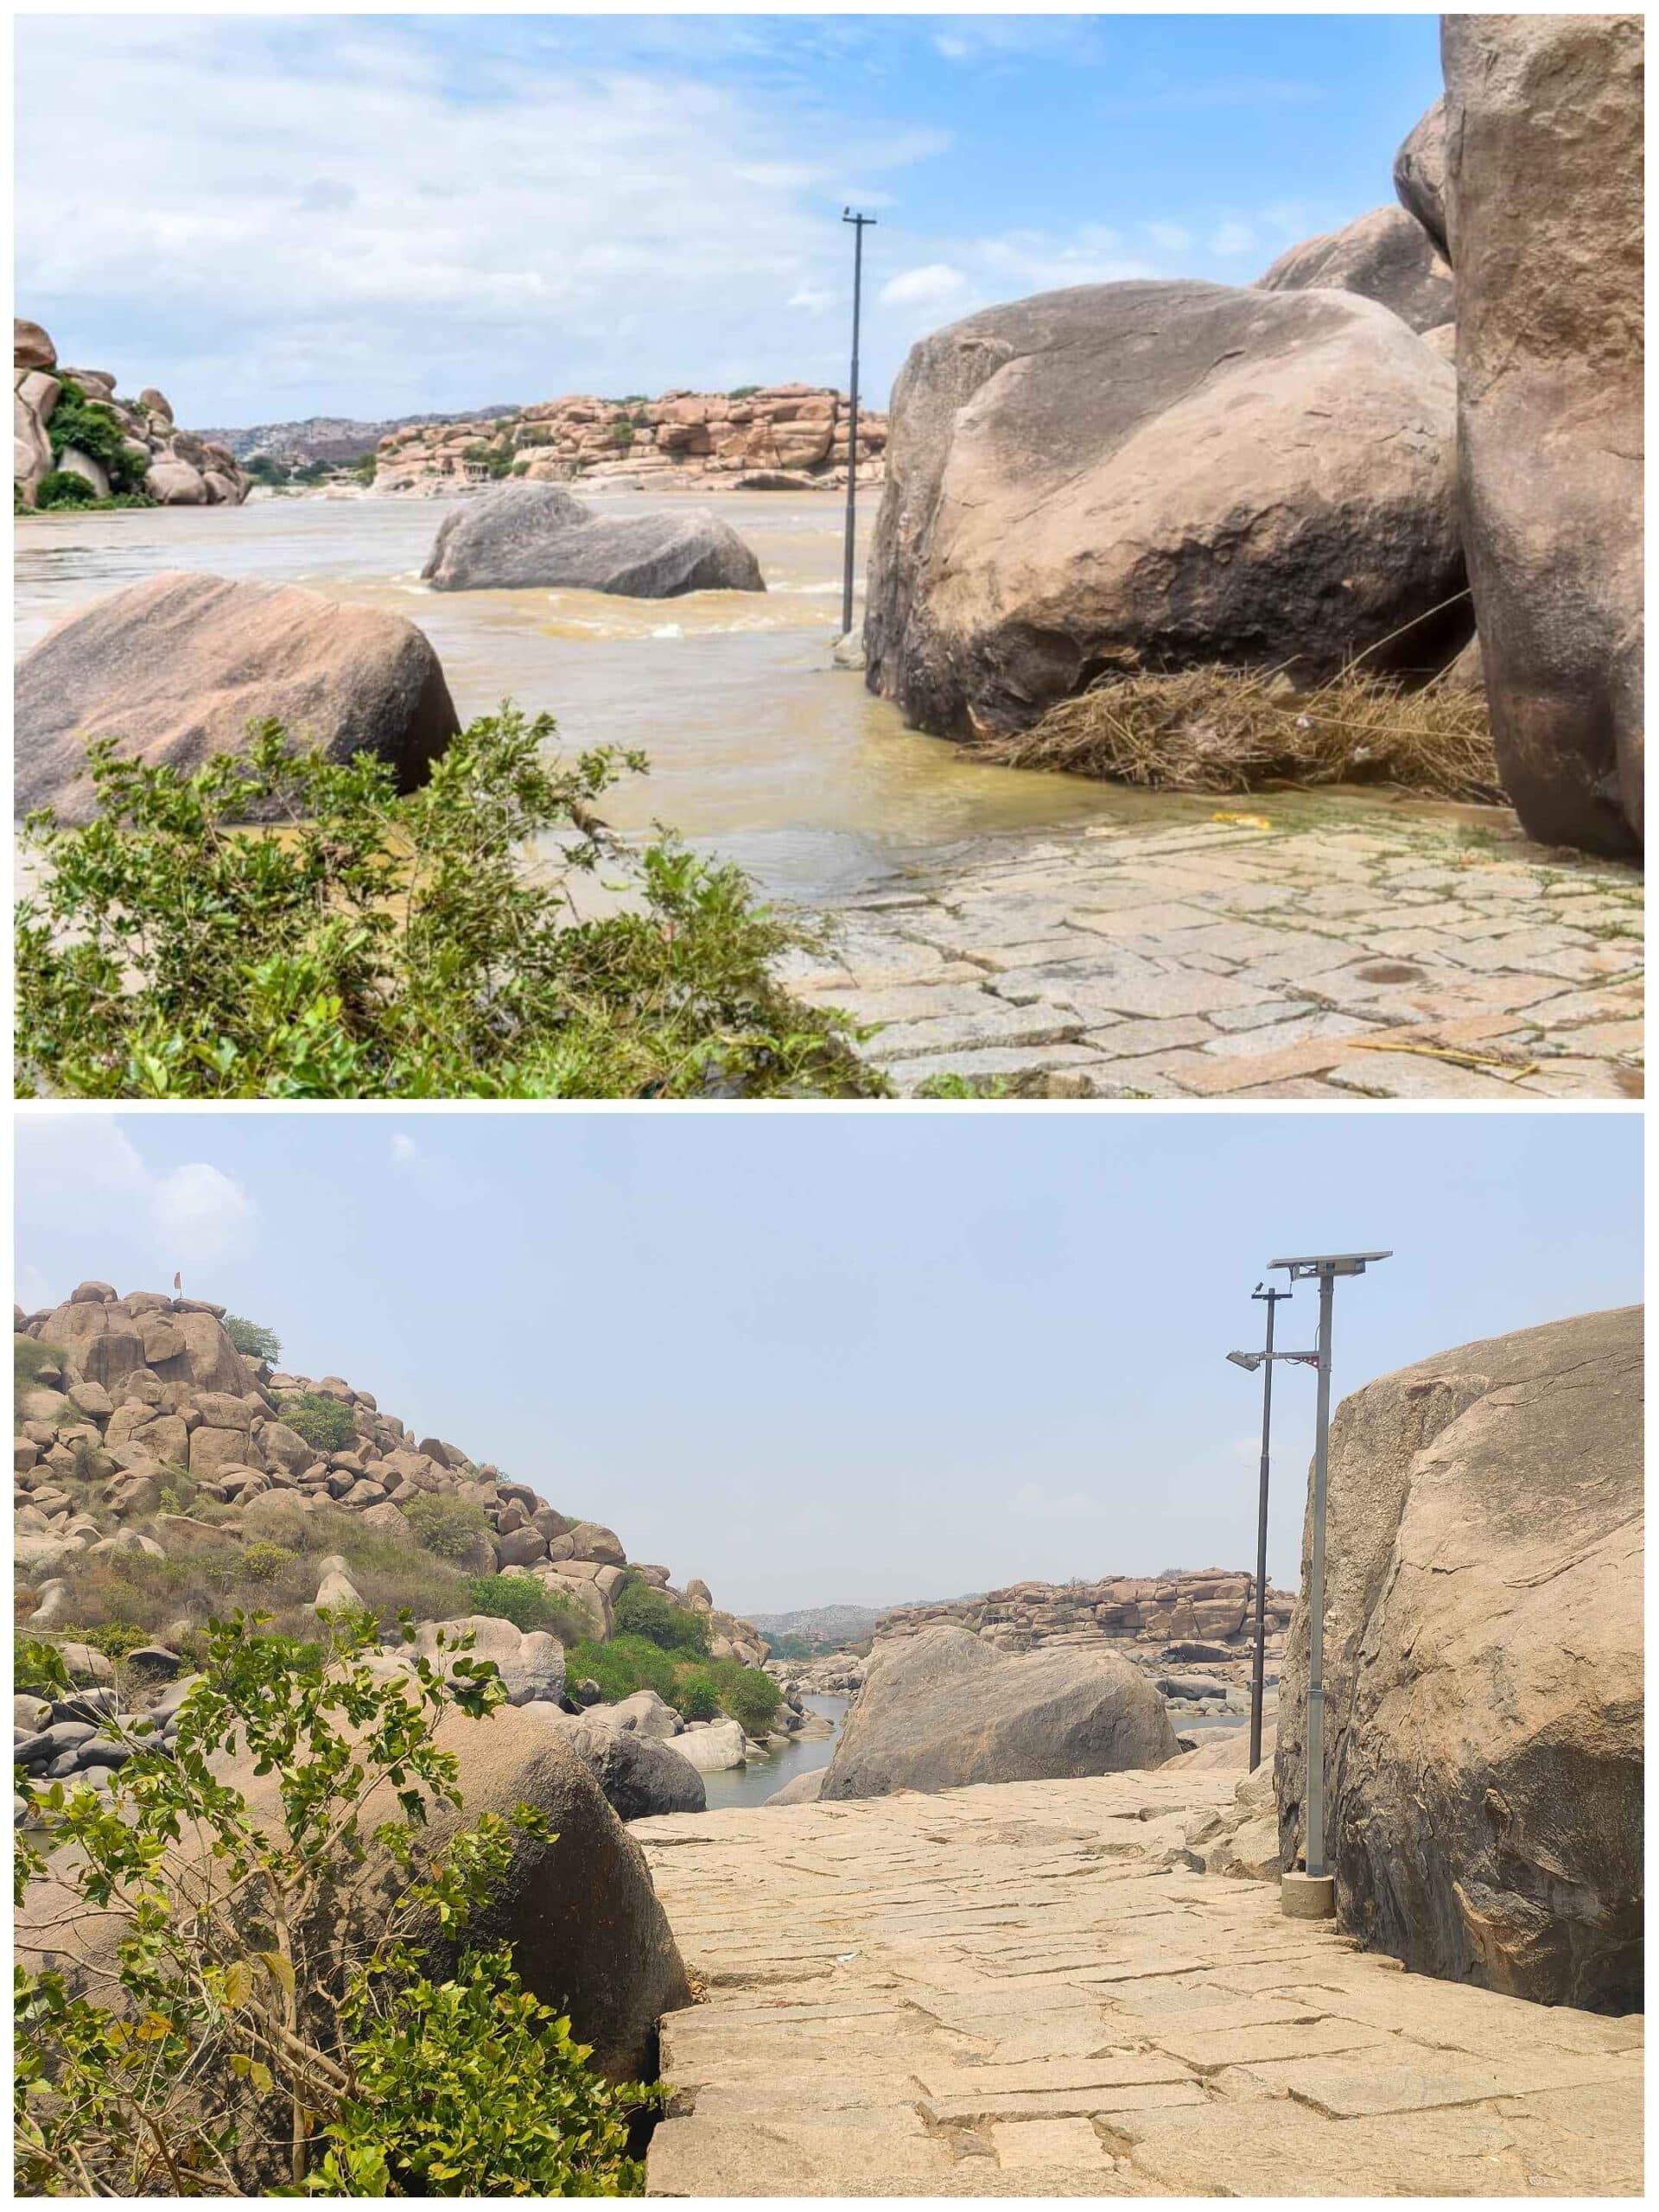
[820,1624,1178,1800]
[15,571,460,823]
[422,482,766,596]
[864,281,1465,743]
[1440,13,1643,857]
[764,1767,825,1807]
[1275,1306,1642,2011]
[1257,204,1454,334]
[671,1717,748,1773]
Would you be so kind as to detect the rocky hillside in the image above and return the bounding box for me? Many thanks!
[14,320,248,510]
[877,1566,1294,1661]
[15,1280,766,1673]
[750,1600,888,1649]
[374,384,887,496]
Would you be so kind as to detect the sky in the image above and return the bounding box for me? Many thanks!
[14,13,1444,426]
[14,1109,1641,1618]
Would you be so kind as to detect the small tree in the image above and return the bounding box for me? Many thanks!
[14,1611,656,2195]
[282,1393,359,1452]
[223,1314,283,1363]
[404,1491,488,1562]
[611,1580,710,1656]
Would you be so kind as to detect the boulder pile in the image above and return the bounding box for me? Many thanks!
[1275,1305,1642,2012]
[376,384,887,495]
[15,319,248,508]
[15,1281,768,1668]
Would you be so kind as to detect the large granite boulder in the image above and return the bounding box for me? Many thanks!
[821,1625,1178,1800]
[548,1710,708,1820]
[1440,14,1643,856]
[864,282,1465,741]
[17,1704,690,2104]
[1393,99,1450,259]
[1275,1306,1642,2012]
[422,483,765,596]
[1257,205,1454,334]
[15,572,460,823]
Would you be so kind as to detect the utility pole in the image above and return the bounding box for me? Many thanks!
[840,208,875,639]
[1268,1249,1391,1919]
[1246,1285,1290,1770]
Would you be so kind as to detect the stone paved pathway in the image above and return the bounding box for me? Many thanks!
[637,1772,1643,2196]
[784,798,1643,1098]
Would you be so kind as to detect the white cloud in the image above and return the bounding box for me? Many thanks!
[391,1133,421,1165]
[1146,220,1194,253]
[13,16,950,421]
[16,1115,257,1274]
[1209,219,1260,258]
[787,284,837,314]
[880,263,969,308]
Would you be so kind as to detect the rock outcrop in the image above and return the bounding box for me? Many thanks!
[1257,205,1454,334]
[550,1710,709,1821]
[14,1281,768,1667]
[1437,14,1643,857]
[14,320,247,509]
[864,281,1466,742]
[376,385,886,495]
[421,484,765,595]
[876,1567,1293,1665]
[1275,1306,1642,2012]
[14,572,460,822]
[820,1624,1179,1800]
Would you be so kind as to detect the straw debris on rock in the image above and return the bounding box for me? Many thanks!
[976,663,1502,804]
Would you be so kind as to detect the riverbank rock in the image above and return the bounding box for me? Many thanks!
[421,484,765,596]
[13,321,248,510]
[1440,14,1643,857]
[1257,205,1454,334]
[1275,1306,1642,2012]
[671,1718,748,1773]
[864,281,1465,743]
[821,1625,1178,1801]
[765,1767,825,1807]
[15,572,460,822]
[553,1710,708,1820]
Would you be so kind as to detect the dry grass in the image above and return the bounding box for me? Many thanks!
[977,664,1502,804]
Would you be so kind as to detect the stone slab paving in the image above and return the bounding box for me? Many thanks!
[636,1771,1642,2196]
[782,797,1643,1098]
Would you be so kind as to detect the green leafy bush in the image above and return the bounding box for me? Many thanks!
[611,1580,711,1656]
[668,1669,720,1722]
[562,1635,679,1707]
[404,1491,489,1561]
[34,468,99,509]
[223,1313,283,1362]
[464,1575,585,1641]
[16,704,880,1101]
[708,1660,781,1740]
[74,1621,150,1662]
[563,1634,781,1738]
[281,1392,358,1452]
[14,1614,654,2194]
[46,382,149,495]
[16,1336,69,1422]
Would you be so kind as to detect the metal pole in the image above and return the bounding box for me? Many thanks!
[1249,1295,1276,1773]
[1305,1265,1336,1878]
[841,210,874,638]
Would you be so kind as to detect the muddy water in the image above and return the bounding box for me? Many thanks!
[15,490,1177,903]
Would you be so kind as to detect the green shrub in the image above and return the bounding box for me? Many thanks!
[404,1491,489,1561]
[669,1669,720,1722]
[561,1635,678,1707]
[223,1313,283,1362]
[612,1580,711,1656]
[15,705,882,1102]
[33,469,98,510]
[14,1616,653,2194]
[240,1540,298,1585]
[709,1660,782,1739]
[728,385,760,400]
[46,386,149,494]
[16,1336,69,1422]
[281,1391,358,1452]
[76,1621,151,1662]
[465,1575,585,1640]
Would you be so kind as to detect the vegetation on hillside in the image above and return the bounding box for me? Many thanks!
[223,1313,283,1362]
[16,704,882,1101]
[15,1613,657,2194]
[567,1580,781,1738]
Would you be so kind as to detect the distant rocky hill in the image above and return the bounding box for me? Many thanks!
[374,385,887,496]
[749,1602,889,1649]
[200,406,520,468]
[878,1568,1295,1662]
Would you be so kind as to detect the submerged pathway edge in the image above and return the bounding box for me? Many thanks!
[636,1771,1643,2197]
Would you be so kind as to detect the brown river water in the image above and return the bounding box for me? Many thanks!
[15,489,1186,903]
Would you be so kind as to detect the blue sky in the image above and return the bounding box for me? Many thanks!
[15,1109,1640,1617]
[15,13,1443,424]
